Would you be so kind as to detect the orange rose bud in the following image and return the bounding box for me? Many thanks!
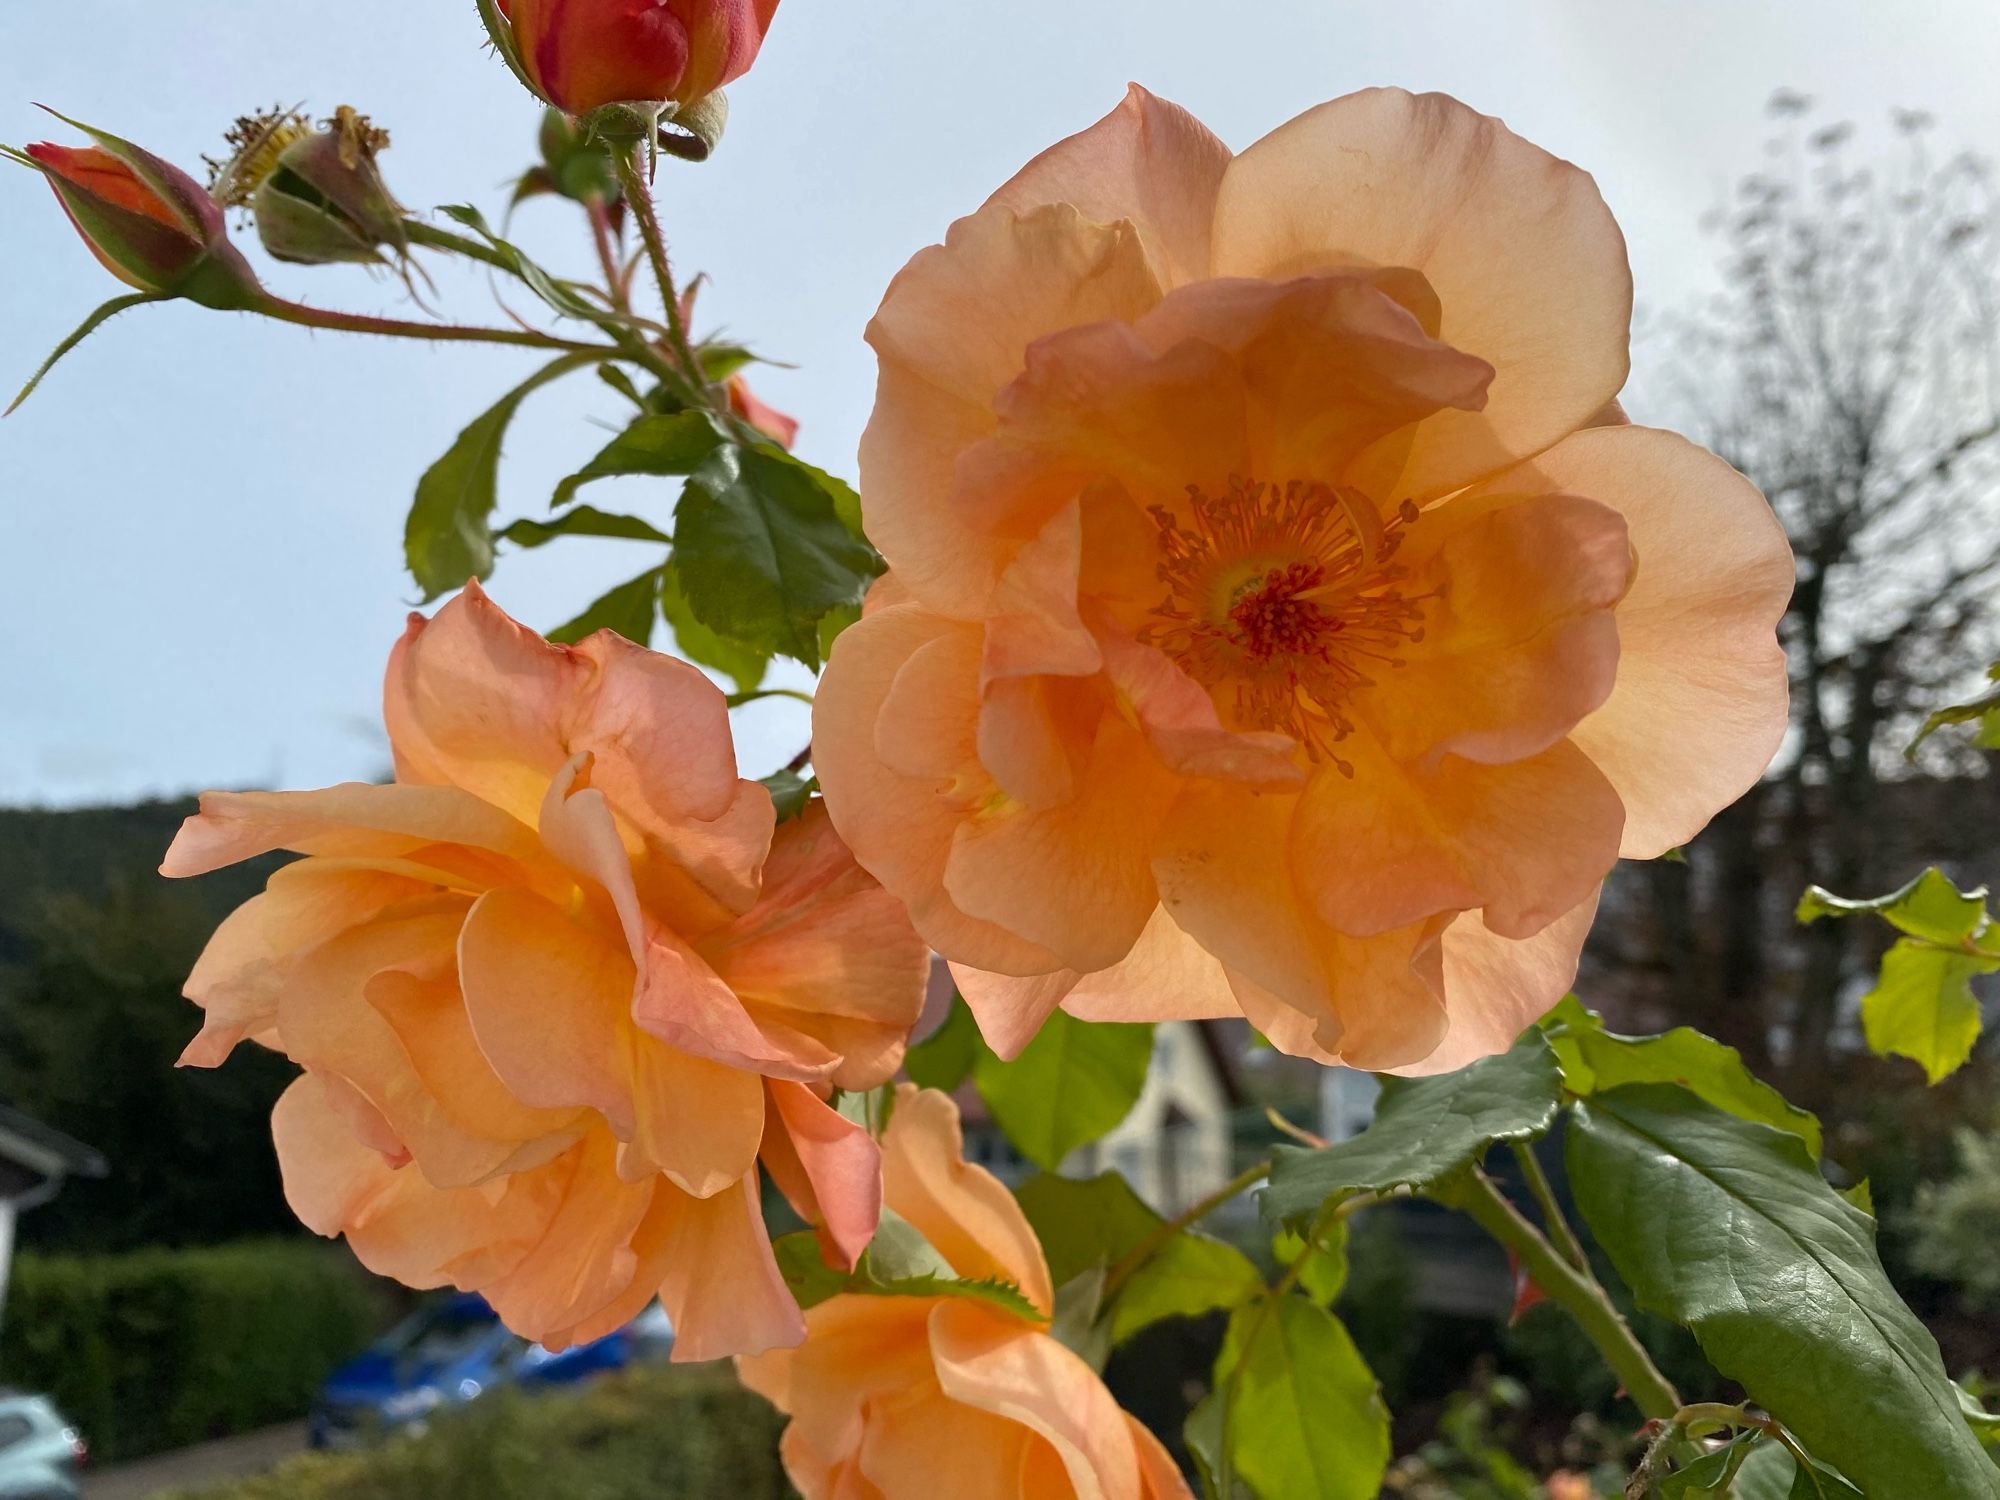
[728,373,799,449]
[484,0,779,117]
[12,117,260,307]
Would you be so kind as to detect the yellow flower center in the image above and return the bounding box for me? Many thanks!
[1143,477,1427,769]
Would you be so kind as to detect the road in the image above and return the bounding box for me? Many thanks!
[83,1422,305,1500]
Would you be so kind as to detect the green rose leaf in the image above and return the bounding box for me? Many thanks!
[1569,1084,2000,1500]
[498,504,670,550]
[1796,868,1996,1083]
[658,560,768,693]
[1797,865,1990,945]
[758,769,813,823]
[1544,1003,1822,1156]
[1261,1032,1562,1227]
[405,352,594,599]
[1908,663,2000,758]
[774,1213,1045,1324]
[1662,1430,1763,1498]
[1186,1295,1389,1500]
[675,442,883,668]
[1860,940,1996,1084]
[548,567,660,646]
[1016,1172,1263,1349]
[437,204,607,326]
[1957,1380,2000,1456]
[1726,1442,1867,1500]
[972,1011,1152,1172]
[550,410,730,509]
[1272,1221,1349,1307]
[903,995,982,1093]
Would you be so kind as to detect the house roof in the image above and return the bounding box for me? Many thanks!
[0,1104,108,1183]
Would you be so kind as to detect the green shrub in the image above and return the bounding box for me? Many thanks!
[1908,1126,2000,1308]
[0,1239,388,1461]
[171,1365,795,1500]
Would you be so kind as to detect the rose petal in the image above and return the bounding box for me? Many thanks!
[881,1087,1053,1315]
[988,83,1232,289]
[1213,88,1631,497]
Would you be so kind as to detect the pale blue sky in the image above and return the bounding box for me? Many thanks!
[4,1,1999,806]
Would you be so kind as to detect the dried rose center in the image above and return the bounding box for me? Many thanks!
[1143,477,1426,767]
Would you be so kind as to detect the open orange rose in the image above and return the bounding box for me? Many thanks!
[739,1087,1191,1499]
[814,87,1794,1074]
[163,583,928,1360]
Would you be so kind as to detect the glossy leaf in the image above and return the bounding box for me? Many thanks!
[550,410,729,509]
[1262,1032,1562,1227]
[1544,1004,1822,1156]
[658,561,768,693]
[972,1010,1152,1172]
[903,995,981,1093]
[405,353,592,599]
[1569,1085,2000,1500]
[1187,1295,1389,1500]
[675,443,882,668]
[548,567,659,645]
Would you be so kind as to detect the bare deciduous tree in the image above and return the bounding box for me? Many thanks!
[1593,93,2000,1094]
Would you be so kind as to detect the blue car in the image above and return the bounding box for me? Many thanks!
[309,1292,674,1449]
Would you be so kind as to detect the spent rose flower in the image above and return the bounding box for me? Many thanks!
[814,87,1794,1073]
[162,583,928,1359]
[9,117,261,306]
[739,1086,1192,1499]
[486,0,780,117]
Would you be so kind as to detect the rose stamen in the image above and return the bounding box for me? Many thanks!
[1143,477,1428,767]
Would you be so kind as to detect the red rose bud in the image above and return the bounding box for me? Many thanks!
[10,115,261,308]
[484,0,779,118]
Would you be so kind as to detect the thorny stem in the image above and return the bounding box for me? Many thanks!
[399,219,516,273]
[612,145,709,400]
[1511,1141,1590,1272]
[1455,1167,1682,1422]
[585,195,631,312]
[1102,1161,1272,1301]
[252,292,603,353]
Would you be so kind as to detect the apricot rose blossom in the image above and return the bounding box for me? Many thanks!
[815,87,1794,1073]
[739,1086,1191,1500]
[163,584,928,1360]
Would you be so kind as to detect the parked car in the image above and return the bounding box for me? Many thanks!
[309,1292,674,1449]
[0,1392,86,1500]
